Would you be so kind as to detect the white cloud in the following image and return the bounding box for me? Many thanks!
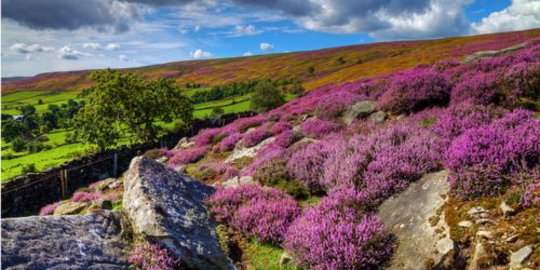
[472,0,540,34]
[370,0,471,40]
[105,43,120,50]
[83,42,103,49]
[119,54,130,61]
[260,42,274,52]
[10,43,54,54]
[58,45,92,60]
[194,25,201,32]
[190,49,212,59]
[243,52,253,56]
[233,24,258,36]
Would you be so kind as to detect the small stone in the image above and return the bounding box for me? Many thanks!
[468,207,488,218]
[53,202,87,216]
[506,234,519,243]
[475,218,494,225]
[500,201,515,217]
[369,111,387,123]
[476,230,493,240]
[468,242,486,270]
[458,220,473,228]
[509,245,533,268]
[279,253,292,266]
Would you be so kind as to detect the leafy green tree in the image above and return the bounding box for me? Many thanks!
[291,82,305,96]
[250,81,285,113]
[74,69,193,149]
[211,107,224,118]
[11,137,27,152]
[2,120,30,142]
[19,105,36,116]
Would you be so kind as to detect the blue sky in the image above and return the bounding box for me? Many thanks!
[2,0,539,77]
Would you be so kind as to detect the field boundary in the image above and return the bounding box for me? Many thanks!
[1,111,255,218]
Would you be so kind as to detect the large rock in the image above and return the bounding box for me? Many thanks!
[342,100,375,125]
[378,170,455,270]
[1,211,130,270]
[123,156,235,270]
[224,137,275,163]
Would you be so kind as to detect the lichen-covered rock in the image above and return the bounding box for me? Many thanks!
[53,201,87,215]
[1,211,130,270]
[378,170,455,270]
[342,100,375,125]
[220,176,256,188]
[225,137,275,163]
[123,156,235,270]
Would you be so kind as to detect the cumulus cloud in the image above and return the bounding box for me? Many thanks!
[119,54,130,61]
[190,49,212,59]
[243,52,253,56]
[370,0,471,40]
[471,0,540,34]
[194,25,201,32]
[260,42,274,52]
[2,0,139,33]
[58,45,92,60]
[10,43,54,53]
[83,42,102,49]
[233,24,258,36]
[105,43,120,50]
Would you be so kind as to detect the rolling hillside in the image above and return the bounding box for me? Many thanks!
[3,28,540,94]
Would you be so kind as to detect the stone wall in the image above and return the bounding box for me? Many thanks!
[1,111,255,218]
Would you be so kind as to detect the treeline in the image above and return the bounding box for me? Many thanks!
[1,100,84,153]
[189,77,304,104]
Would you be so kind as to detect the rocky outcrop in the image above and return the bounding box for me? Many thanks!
[225,137,275,163]
[378,170,455,270]
[342,100,375,125]
[123,156,235,270]
[1,211,130,270]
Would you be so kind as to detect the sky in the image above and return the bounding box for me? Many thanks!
[2,0,540,77]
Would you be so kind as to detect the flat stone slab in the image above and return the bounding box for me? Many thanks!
[378,170,454,270]
[1,211,130,270]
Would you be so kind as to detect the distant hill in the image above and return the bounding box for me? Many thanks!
[2,76,30,83]
[3,28,540,94]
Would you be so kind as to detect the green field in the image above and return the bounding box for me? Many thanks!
[1,90,295,182]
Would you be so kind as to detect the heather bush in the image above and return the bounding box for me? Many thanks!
[253,158,309,199]
[193,162,239,182]
[313,91,360,120]
[300,118,341,139]
[241,144,287,176]
[168,146,207,166]
[502,62,540,108]
[72,191,101,203]
[232,199,301,244]
[205,184,289,223]
[39,202,61,216]
[430,103,505,143]
[227,115,265,133]
[242,128,272,148]
[445,109,540,198]
[519,167,540,208]
[286,139,332,193]
[193,128,223,147]
[270,121,292,135]
[129,243,177,270]
[271,130,300,148]
[377,69,451,114]
[218,133,243,151]
[284,192,393,270]
[451,72,501,106]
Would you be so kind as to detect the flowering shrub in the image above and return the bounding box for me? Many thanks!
[451,72,501,106]
[313,91,360,120]
[377,69,451,114]
[218,133,242,151]
[284,192,393,270]
[39,202,62,216]
[430,103,505,143]
[300,118,341,139]
[242,144,287,176]
[286,139,332,193]
[128,243,177,270]
[270,121,292,135]
[271,130,299,148]
[233,199,301,243]
[242,128,272,148]
[168,146,207,166]
[194,162,239,182]
[228,115,265,133]
[253,157,309,199]
[193,128,223,147]
[72,191,102,202]
[205,184,289,223]
[445,109,540,198]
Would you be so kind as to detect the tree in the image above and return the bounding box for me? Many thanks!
[250,81,285,113]
[20,105,36,116]
[74,69,193,149]
[291,82,305,96]
[211,107,224,118]
[11,137,27,152]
